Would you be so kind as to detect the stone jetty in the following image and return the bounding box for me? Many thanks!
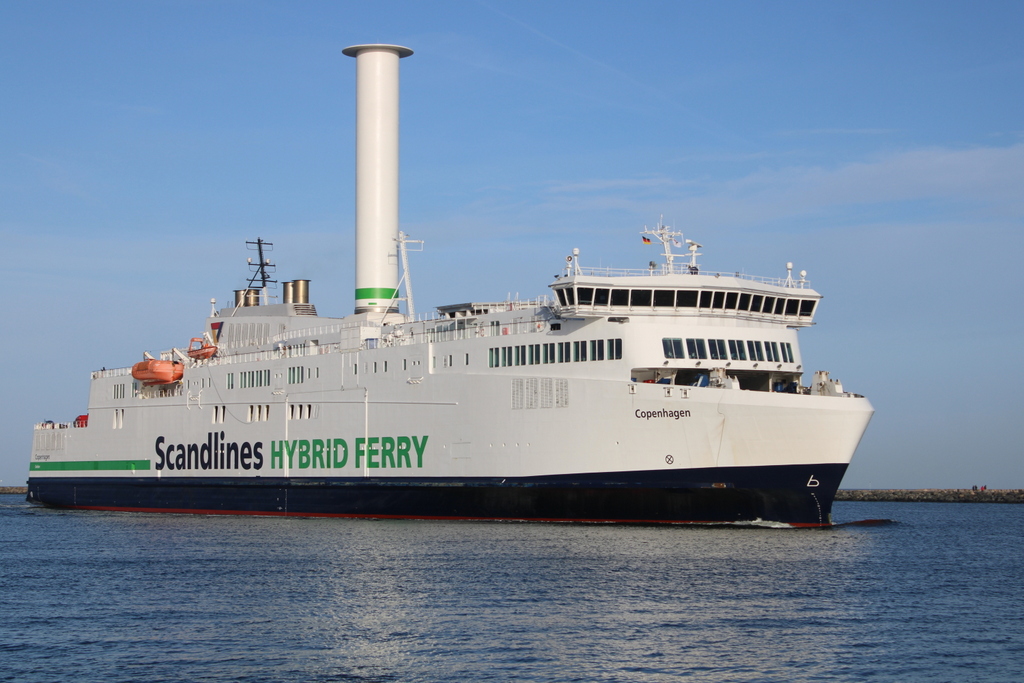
[0,486,28,494]
[837,489,1024,504]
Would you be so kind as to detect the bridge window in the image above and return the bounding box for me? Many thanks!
[611,289,629,305]
[630,289,652,307]
[677,290,698,307]
[699,291,713,308]
[594,288,609,305]
[785,298,799,316]
[799,300,816,317]
[577,287,594,305]
[751,295,764,312]
[738,293,751,310]
[653,290,674,307]
[725,292,738,309]
[712,291,725,309]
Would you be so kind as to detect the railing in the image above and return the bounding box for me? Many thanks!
[88,302,556,379]
[572,266,810,288]
[35,421,73,430]
[91,366,133,380]
[272,320,379,344]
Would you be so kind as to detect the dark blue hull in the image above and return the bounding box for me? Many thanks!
[27,463,847,526]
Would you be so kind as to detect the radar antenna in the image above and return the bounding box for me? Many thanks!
[245,238,277,304]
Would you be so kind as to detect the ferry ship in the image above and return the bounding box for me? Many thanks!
[26,45,873,526]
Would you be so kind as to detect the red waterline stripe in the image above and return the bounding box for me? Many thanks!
[61,504,829,527]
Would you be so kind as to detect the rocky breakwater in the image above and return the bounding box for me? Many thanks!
[0,486,28,494]
[837,489,1024,504]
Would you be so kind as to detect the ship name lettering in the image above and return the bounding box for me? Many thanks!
[634,409,691,421]
[154,434,264,471]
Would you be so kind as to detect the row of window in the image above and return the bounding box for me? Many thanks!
[488,339,624,368]
[355,358,426,375]
[226,369,271,390]
[289,404,318,420]
[248,404,270,422]
[287,366,320,384]
[663,338,796,364]
[556,287,816,317]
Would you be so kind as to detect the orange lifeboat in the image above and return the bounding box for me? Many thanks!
[131,360,184,385]
[187,337,217,360]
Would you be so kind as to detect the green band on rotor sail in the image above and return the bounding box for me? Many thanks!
[355,288,398,302]
[30,460,152,471]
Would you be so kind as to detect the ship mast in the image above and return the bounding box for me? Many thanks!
[640,218,701,274]
[245,238,277,304]
[396,230,423,318]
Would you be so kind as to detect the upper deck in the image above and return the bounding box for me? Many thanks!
[550,271,819,326]
[549,233,820,327]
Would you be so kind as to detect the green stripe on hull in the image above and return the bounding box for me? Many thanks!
[31,460,151,472]
[355,287,398,302]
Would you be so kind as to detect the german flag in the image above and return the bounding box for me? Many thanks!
[642,236,652,244]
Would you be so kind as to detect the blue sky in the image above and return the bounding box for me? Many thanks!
[2,0,1022,488]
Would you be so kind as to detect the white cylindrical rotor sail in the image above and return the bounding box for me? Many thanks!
[343,43,413,314]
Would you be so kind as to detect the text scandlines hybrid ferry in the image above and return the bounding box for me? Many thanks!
[27,44,872,526]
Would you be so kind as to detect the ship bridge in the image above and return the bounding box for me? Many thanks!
[549,271,819,326]
[550,220,820,326]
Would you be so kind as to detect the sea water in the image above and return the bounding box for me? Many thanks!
[1,495,1021,682]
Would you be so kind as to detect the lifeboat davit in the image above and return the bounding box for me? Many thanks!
[187,337,217,360]
[131,360,184,385]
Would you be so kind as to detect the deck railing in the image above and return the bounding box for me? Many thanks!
[572,266,810,288]
[88,301,555,379]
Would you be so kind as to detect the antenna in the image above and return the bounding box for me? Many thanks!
[640,217,688,273]
[396,231,423,318]
[245,238,277,304]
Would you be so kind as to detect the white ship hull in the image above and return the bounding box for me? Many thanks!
[28,313,872,525]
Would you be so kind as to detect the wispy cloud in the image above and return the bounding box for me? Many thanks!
[547,177,698,194]
[20,154,92,199]
[528,143,1024,228]
[775,128,900,137]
